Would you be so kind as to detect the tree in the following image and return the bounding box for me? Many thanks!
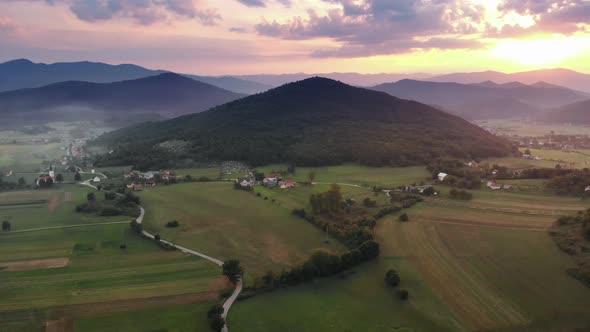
[308,171,316,184]
[385,269,400,287]
[1,220,11,232]
[207,304,224,319]
[209,315,226,332]
[74,172,82,181]
[154,234,161,242]
[55,174,64,182]
[222,259,243,284]
[398,289,409,301]
[87,192,96,202]
[399,213,409,222]
[18,177,25,187]
[358,240,380,260]
[524,148,531,155]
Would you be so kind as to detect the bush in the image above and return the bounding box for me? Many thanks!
[166,220,180,228]
[292,208,306,218]
[449,188,473,200]
[119,244,127,249]
[99,207,122,216]
[104,192,117,200]
[198,176,210,182]
[207,304,224,319]
[363,197,377,207]
[398,289,409,301]
[399,213,409,222]
[209,315,225,332]
[385,269,400,287]
[358,240,380,260]
[222,259,243,284]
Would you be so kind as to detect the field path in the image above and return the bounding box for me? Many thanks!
[79,180,242,332]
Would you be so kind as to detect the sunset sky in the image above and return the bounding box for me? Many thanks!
[1,0,589,75]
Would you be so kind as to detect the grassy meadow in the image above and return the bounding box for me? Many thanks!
[139,182,347,279]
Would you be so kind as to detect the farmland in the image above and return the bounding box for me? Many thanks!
[228,180,590,331]
[0,184,222,332]
[139,182,346,279]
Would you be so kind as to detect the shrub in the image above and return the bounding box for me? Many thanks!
[99,207,122,216]
[385,269,400,287]
[104,192,117,200]
[292,208,306,218]
[154,234,161,242]
[198,176,210,182]
[166,220,180,228]
[358,240,380,260]
[119,244,127,249]
[399,213,409,222]
[222,259,243,284]
[207,304,224,319]
[209,315,225,332]
[398,289,409,301]
[363,197,377,207]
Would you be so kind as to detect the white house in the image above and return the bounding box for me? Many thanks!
[437,172,448,182]
[93,176,101,183]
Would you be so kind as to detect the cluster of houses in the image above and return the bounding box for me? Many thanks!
[486,180,513,190]
[124,170,177,191]
[36,169,56,187]
[240,172,297,189]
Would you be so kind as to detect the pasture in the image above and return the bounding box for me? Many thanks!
[230,185,590,331]
[476,120,590,137]
[139,182,346,279]
[0,143,63,172]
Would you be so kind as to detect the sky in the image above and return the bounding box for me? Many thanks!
[0,0,589,75]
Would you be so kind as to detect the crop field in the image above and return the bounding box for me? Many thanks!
[524,148,590,169]
[139,182,346,278]
[229,186,590,331]
[0,185,129,230]
[255,165,430,187]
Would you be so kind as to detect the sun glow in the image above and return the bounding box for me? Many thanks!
[490,36,590,66]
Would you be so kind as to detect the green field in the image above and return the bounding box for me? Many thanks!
[229,185,590,331]
[0,143,63,172]
[255,164,430,187]
[0,185,222,332]
[476,120,590,137]
[0,185,129,230]
[139,182,346,279]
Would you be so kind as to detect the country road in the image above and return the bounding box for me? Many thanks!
[79,180,242,331]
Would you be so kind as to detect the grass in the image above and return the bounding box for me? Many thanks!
[526,148,590,169]
[74,301,214,332]
[255,164,430,187]
[139,182,346,279]
[0,185,129,230]
[230,185,590,331]
[0,143,63,172]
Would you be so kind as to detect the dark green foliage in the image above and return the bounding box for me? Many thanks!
[399,213,409,222]
[1,220,10,232]
[18,177,26,186]
[385,269,401,287]
[363,197,377,207]
[119,244,127,249]
[291,208,306,218]
[166,220,180,228]
[130,220,143,234]
[310,184,343,215]
[253,172,265,181]
[449,188,473,200]
[55,173,64,182]
[75,202,100,213]
[87,192,96,202]
[154,234,161,242]
[207,304,224,319]
[197,176,210,182]
[74,172,82,181]
[547,169,590,196]
[398,289,409,301]
[358,240,380,260]
[340,249,363,270]
[99,207,122,216]
[104,192,117,200]
[222,259,243,284]
[93,78,512,168]
[308,250,343,277]
[209,315,226,332]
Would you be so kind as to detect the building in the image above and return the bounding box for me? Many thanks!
[93,176,101,183]
[437,172,448,182]
[279,179,296,189]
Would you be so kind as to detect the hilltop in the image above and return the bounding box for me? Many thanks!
[93,77,514,169]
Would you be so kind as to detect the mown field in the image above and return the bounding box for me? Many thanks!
[229,183,590,331]
[0,185,129,230]
[139,182,346,279]
[0,184,222,332]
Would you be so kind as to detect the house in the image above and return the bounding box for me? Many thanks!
[240,180,252,188]
[464,160,479,168]
[93,176,101,183]
[161,170,176,182]
[492,169,499,175]
[585,185,590,192]
[36,175,53,186]
[437,172,448,182]
[131,183,143,191]
[279,179,296,189]
[263,173,282,187]
[145,178,156,187]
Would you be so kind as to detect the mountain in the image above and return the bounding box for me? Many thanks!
[429,68,590,94]
[371,79,587,120]
[0,59,270,94]
[92,77,514,170]
[236,72,431,87]
[0,73,245,125]
[541,99,590,124]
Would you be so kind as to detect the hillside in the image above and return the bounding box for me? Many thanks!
[541,99,590,124]
[92,77,514,170]
[429,68,590,94]
[372,79,586,119]
[0,73,245,125]
[236,72,431,87]
[0,59,270,94]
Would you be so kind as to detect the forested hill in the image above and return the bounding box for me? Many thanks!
[93,77,515,170]
[541,99,590,124]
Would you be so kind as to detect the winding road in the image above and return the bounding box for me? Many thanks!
[79,180,242,331]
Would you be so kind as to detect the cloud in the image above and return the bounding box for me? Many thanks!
[22,0,222,25]
[235,0,291,7]
[255,0,487,57]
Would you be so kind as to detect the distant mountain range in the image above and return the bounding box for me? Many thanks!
[541,99,590,124]
[93,77,514,170]
[372,79,587,120]
[0,59,271,94]
[0,73,244,126]
[235,72,431,87]
[429,68,590,94]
